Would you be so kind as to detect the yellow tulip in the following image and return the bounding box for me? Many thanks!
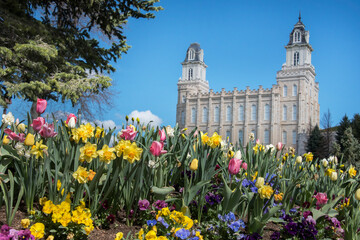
[24,133,35,146]
[190,158,198,171]
[17,123,26,133]
[255,177,265,188]
[355,188,360,201]
[295,156,302,164]
[3,135,9,145]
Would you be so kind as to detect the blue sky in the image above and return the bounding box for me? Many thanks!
[6,0,360,129]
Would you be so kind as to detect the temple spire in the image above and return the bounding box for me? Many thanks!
[299,11,301,22]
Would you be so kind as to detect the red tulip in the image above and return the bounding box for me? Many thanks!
[31,117,45,132]
[228,158,242,175]
[36,99,47,115]
[241,162,248,171]
[150,141,167,156]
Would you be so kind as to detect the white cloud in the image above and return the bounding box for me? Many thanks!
[92,119,117,130]
[128,110,162,127]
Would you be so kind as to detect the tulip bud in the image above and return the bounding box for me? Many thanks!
[330,171,338,181]
[125,115,129,121]
[310,164,315,172]
[295,156,302,164]
[276,142,283,151]
[190,158,198,171]
[234,150,241,160]
[17,123,26,133]
[255,177,265,188]
[24,133,35,146]
[136,117,140,124]
[355,188,360,201]
[321,159,328,168]
[241,162,248,171]
[228,158,241,175]
[3,135,9,145]
[67,117,76,128]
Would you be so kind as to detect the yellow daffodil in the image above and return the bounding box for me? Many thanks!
[349,166,357,178]
[97,144,116,164]
[30,140,48,159]
[258,185,274,199]
[115,140,131,157]
[73,166,89,184]
[79,142,98,163]
[123,142,143,164]
[208,132,222,148]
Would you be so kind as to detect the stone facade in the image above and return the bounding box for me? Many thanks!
[176,17,320,154]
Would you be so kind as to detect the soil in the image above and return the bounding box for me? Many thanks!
[0,207,280,240]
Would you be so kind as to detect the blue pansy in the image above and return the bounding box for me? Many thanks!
[146,219,157,227]
[175,229,190,240]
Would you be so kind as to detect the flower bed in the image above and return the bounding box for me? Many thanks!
[1,99,360,239]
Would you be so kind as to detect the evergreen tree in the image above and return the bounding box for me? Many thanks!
[306,125,325,160]
[340,127,360,166]
[321,109,334,158]
[336,115,352,152]
[352,113,360,143]
[0,0,162,118]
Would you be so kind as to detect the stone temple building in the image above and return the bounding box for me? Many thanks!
[176,16,319,154]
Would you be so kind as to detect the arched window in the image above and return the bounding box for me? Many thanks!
[293,52,299,66]
[189,49,195,60]
[283,85,288,97]
[202,107,208,123]
[188,68,193,80]
[251,104,257,121]
[294,31,301,43]
[283,105,287,121]
[292,105,297,120]
[264,104,270,121]
[292,130,297,144]
[282,131,287,144]
[182,95,186,103]
[181,111,185,125]
[293,84,297,96]
[264,129,270,144]
[214,106,220,123]
[239,105,244,121]
[239,130,244,145]
[226,106,232,122]
[226,130,231,142]
[191,107,196,123]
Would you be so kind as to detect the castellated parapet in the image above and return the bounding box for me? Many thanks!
[176,17,320,154]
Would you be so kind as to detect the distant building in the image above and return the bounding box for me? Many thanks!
[176,16,319,154]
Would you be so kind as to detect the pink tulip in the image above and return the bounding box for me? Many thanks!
[39,123,58,138]
[241,162,248,171]
[314,192,328,206]
[276,142,283,151]
[119,125,137,141]
[66,114,77,125]
[36,98,47,115]
[31,117,45,132]
[228,158,242,175]
[150,141,167,156]
[256,139,260,145]
[4,129,25,142]
[159,129,166,141]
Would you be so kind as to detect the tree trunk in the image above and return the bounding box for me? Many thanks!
[30,101,40,120]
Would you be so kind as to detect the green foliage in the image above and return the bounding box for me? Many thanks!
[352,113,360,143]
[340,127,360,166]
[336,115,352,152]
[0,0,162,108]
[306,125,325,160]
